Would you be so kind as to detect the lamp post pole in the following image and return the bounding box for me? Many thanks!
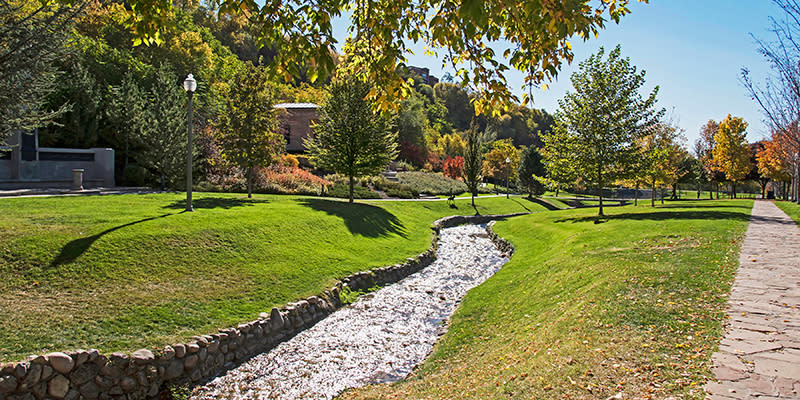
[505,157,511,199]
[183,73,197,212]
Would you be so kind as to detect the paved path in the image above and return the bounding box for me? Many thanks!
[705,201,800,399]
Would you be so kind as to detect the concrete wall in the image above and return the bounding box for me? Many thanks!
[0,132,114,189]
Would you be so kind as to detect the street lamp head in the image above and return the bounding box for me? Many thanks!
[183,73,197,92]
[505,157,511,164]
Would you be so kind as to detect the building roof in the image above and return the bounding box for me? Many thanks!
[273,103,320,109]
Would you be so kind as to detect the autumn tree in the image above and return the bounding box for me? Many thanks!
[482,139,520,191]
[517,146,546,197]
[443,156,464,180]
[757,133,794,199]
[544,46,663,216]
[305,75,397,203]
[215,64,285,198]
[462,124,483,208]
[115,0,640,114]
[711,115,751,199]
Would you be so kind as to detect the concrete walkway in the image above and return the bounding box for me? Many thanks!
[705,201,800,399]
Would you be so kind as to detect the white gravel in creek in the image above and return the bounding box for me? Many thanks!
[191,224,507,400]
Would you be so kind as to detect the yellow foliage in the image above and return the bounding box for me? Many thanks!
[712,115,751,182]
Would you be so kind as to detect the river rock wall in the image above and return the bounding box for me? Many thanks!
[0,212,526,400]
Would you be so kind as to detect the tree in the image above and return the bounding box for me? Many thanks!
[712,115,751,199]
[749,141,770,199]
[741,0,800,203]
[517,146,546,197]
[540,126,578,197]
[695,120,722,199]
[304,75,398,203]
[462,124,483,208]
[482,139,520,190]
[544,46,663,216]
[116,0,639,113]
[639,122,681,207]
[106,72,147,174]
[443,156,464,180]
[0,0,76,145]
[138,63,187,190]
[215,64,285,198]
[756,133,794,199]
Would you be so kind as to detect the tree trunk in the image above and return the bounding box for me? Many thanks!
[796,151,800,204]
[160,173,165,191]
[671,184,678,200]
[597,164,604,216]
[732,182,737,199]
[471,191,476,208]
[247,167,253,198]
[651,180,656,207]
[715,182,719,199]
[709,181,713,200]
[697,181,700,199]
[349,175,355,203]
[661,187,664,205]
[634,183,639,206]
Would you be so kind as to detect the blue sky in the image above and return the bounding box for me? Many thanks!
[331,1,784,147]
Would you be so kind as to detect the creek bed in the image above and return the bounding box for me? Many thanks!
[191,224,508,400]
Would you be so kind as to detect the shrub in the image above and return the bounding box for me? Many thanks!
[254,165,330,195]
[280,154,300,168]
[372,178,419,199]
[394,161,416,171]
[397,171,467,195]
[324,183,381,199]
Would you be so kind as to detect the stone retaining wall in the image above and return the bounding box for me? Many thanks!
[0,212,526,400]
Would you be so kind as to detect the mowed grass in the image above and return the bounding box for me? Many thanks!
[0,192,543,362]
[346,199,752,399]
[775,200,800,225]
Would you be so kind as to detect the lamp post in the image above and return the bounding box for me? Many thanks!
[505,156,511,199]
[183,73,197,212]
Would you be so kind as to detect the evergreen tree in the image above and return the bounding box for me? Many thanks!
[462,123,483,208]
[517,146,546,197]
[138,63,187,190]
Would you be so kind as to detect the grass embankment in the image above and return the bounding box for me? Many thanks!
[774,200,800,225]
[0,192,544,362]
[347,199,753,399]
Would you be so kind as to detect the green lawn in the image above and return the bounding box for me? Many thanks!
[775,200,800,225]
[0,192,543,362]
[347,199,753,399]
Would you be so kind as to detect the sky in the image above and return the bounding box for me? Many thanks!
[331,1,785,146]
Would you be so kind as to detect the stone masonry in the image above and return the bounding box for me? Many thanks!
[705,201,800,399]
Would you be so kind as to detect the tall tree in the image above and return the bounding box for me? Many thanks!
[712,115,751,199]
[757,132,794,199]
[0,0,76,144]
[106,72,147,174]
[215,64,285,198]
[639,122,681,207]
[137,63,187,190]
[544,46,663,216]
[695,120,721,199]
[462,123,483,208]
[539,125,578,197]
[517,146,546,197]
[304,75,397,203]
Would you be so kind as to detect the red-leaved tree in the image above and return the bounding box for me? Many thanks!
[443,156,465,180]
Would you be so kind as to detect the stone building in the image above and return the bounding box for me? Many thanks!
[274,103,319,153]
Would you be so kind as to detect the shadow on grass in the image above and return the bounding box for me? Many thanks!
[520,197,558,211]
[298,198,407,238]
[555,210,752,224]
[50,214,174,267]
[162,197,268,210]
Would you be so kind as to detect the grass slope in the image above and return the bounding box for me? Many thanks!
[346,199,753,399]
[0,192,544,362]
[774,200,800,225]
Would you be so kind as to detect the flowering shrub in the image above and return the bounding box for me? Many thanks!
[255,165,330,195]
